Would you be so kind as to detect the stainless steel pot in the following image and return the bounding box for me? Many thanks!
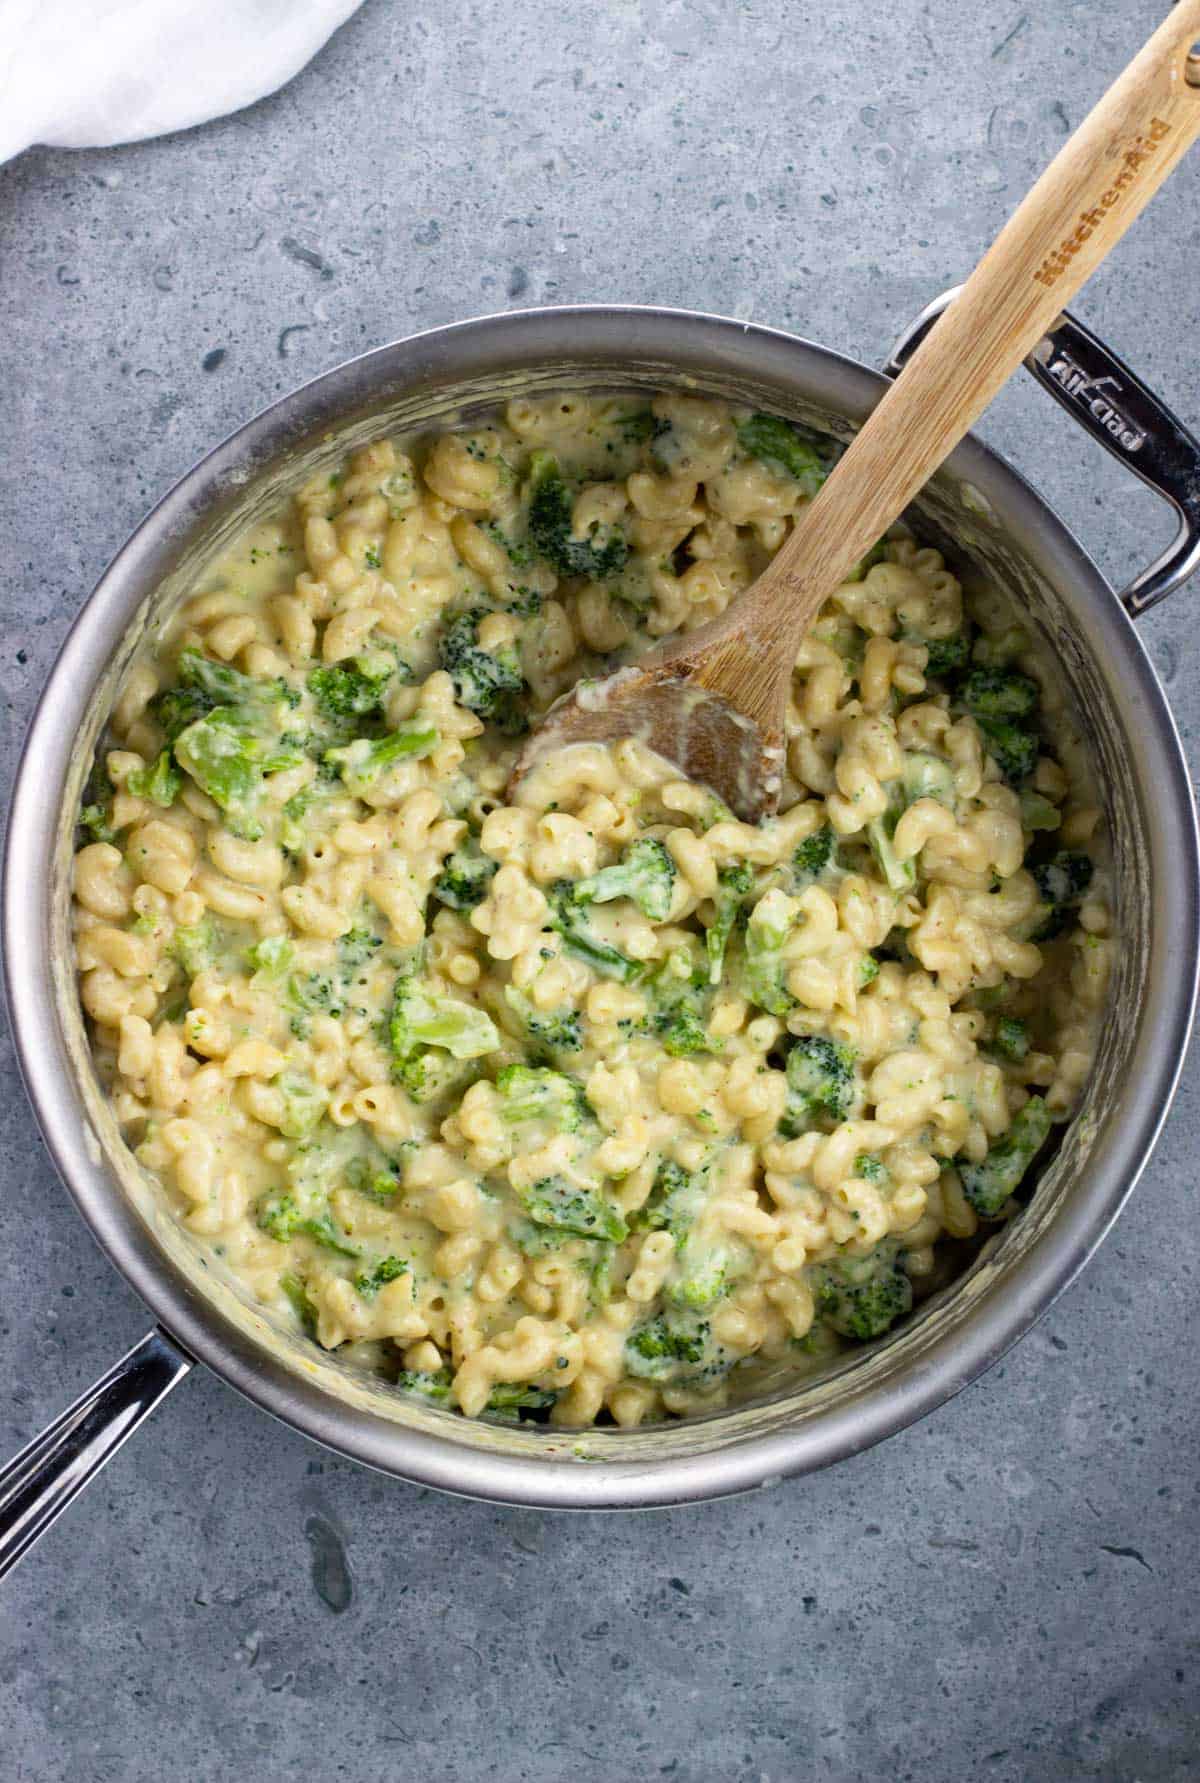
[2,300,1197,1566]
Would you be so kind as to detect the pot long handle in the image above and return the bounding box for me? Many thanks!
[886,289,1200,615]
[0,1328,192,1580]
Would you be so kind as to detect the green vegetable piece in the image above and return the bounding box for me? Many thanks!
[735,413,830,494]
[324,720,439,797]
[780,1035,857,1138]
[961,666,1039,720]
[522,1175,628,1242]
[992,1016,1030,1063]
[976,716,1038,786]
[812,1244,912,1340]
[354,1256,409,1298]
[528,450,630,579]
[921,632,971,679]
[174,708,303,841]
[1031,849,1094,939]
[792,825,837,887]
[745,887,799,1015]
[959,1095,1052,1217]
[246,934,293,980]
[666,1244,729,1312]
[171,916,218,980]
[176,645,298,714]
[396,1368,453,1403]
[389,975,500,1067]
[432,839,498,911]
[277,1074,329,1141]
[547,880,644,983]
[496,1063,589,1131]
[645,947,711,1058]
[484,1381,560,1420]
[258,1192,357,1256]
[624,1311,710,1380]
[126,748,181,808]
[866,806,916,894]
[705,861,753,986]
[574,835,676,922]
[308,655,394,727]
[148,684,217,743]
[279,1271,317,1335]
[854,1153,888,1184]
[503,987,583,1057]
[438,606,526,727]
[630,1156,707,1236]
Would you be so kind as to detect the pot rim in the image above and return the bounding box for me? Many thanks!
[6,302,1198,1508]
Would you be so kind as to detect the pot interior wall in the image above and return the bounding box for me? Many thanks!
[50,349,1150,1471]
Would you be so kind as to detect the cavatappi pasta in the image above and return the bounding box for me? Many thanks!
[72,391,1112,1427]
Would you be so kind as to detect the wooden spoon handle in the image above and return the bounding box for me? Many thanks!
[753,0,1200,644]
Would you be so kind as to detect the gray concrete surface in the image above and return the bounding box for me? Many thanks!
[1,2,1197,1778]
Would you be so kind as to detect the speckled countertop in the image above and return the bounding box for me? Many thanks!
[0,3,1197,1778]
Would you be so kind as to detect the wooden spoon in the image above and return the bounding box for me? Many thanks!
[513,3,1200,820]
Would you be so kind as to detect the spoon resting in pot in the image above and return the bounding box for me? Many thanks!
[512,4,1200,820]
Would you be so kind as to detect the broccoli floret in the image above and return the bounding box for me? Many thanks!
[528,451,630,579]
[991,1016,1031,1063]
[503,987,583,1057]
[644,948,711,1058]
[744,887,799,1016]
[176,646,298,715]
[865,756,957,893]
[279,1271,318,1335]
[276,1073,329,1140]
[126,748,181,807]
[630,1156,708,1236]
[308,654,395,728]
[921,632,971,680]
[483,1382,560,1421]
[438,606,526,727]
[1030,849,1094,940]
[171,916,219,980]
[338,925,383,974]
[324,719,439,797]
[961,666,1039,720]
[573,836,676,922]
[780,1036,858,1138]
[396,1368,453,1404]
[976,716,1038,786]
[353,1256,409,1298]
[521,1174,628,1242]
[174,708,304,841]
[286,972,345,1039]
[496,1063,589,1131]
[547,880,644,983]
[246,934,293,980]
[865,801,915,893]
[258,1192,357,1256]
[666,1243,730,1312]
[624,1310,711,1381]
[79,757,117,845]
[735,413,830,494]
[812,1244,912,1340]
[432,839,499,911]
[389,975,500,1094]
[793,825,837,888]
[704,860,753,987]
[855,1152,888,1184]
[959,1096,1052,1217]
[148,683,217,743]
[858,954,880,989]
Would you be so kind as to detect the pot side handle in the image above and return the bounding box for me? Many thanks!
[886,287,1200,616]
[0,1328,192,1581]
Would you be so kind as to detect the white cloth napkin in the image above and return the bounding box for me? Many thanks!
[0,0,365,167]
